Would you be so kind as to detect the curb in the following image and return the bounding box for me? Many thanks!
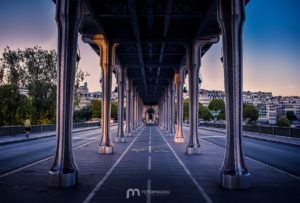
[198,127,300,148]
[0,127,100,146]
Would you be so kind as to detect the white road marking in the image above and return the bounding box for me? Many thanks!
[0,126,118,179]
[149,145,151,153]
[157,127,213,203]
[183,127,300,181]
[146,179,151,203]
[201,136,300,181]
[148,156,151,171]
[0,138,100,179]
[83,127,146,203]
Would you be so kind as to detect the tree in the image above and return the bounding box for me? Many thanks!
[208,99,225,120]
[243,104,259,124]
[183,99,189,119]
[91,99,102,118]
[276,117,291,127]
[0,46,87,125]
[73,105,92,122]
[286,111,297,122]
[198,103,212,121]
[111,102,118,120]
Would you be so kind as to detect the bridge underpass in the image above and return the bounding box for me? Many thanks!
[1,0,299,202]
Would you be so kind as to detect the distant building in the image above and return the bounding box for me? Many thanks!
[76,82,102,109]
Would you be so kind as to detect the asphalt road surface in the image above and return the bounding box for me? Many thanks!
[182,126,300,178]
[0,126,118,175]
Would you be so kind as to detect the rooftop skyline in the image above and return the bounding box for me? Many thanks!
[0,0,299,96]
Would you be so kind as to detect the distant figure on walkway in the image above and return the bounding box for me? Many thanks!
[24,117,31,138]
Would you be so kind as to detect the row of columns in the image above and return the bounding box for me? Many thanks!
[50,0,250,191]
[158,0,250,190]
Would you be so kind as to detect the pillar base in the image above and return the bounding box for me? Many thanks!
[116,137,126,143]
[48,170,78,187]
[220,171,251,190]
[99,145,113,154]
[186,146,202,155]
[174,137,184,143]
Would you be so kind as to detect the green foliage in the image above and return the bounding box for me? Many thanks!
[0,85,31,125]
[183,99,189,119]
[198,103,212,121]
[91,99,102,118]
[111,102,118,120]
[243,104,259,123]
[208,99,225,120]
[0,46,87,126]
[286,111,297,121]
[276,117,291,127]
[73,105,92,122]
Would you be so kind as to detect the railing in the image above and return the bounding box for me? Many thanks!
[198,122,300,138]
[0,122,101,137]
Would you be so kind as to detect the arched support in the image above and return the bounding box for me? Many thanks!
[48,0,83,187]
[186,36,219,155]
[174,66,185,143]
[82,35,118,154]
[217,0,250,189]
[116,66,126,143]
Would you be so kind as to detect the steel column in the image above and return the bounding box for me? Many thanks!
[131,83,136,133]
[171,78,176,136]
[174,67,184,143]
[125,76,132,136]
[116,66,126,143]
[217,0,250,189]
[48,0,82,187]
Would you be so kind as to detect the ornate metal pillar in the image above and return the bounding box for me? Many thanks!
[186,36,219,155]
[167,83,171,135]
[49,0,82,187]
[170,77,175,137]
[116,66,126,143]
[174,67,185,143]
[131,86,136,133]
[217,0,250,189]
[125,77,131,136]
[164,90,168,133]
[82,35,117,154]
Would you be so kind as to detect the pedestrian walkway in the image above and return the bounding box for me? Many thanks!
[0,126,102,146]
[198,126,300,147]
[0,126,299,203]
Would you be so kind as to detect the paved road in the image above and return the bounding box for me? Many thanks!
[85,126,208,203]
[1,125,299,203]
[0,126,117,175]
[182,126,300,178]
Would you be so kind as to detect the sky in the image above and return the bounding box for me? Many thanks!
[0,0,299,96]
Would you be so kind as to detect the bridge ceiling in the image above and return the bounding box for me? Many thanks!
[83,0,221,105]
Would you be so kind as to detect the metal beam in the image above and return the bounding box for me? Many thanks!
[154,0,173,95]
[127,0,147,96]
[193,0,217,41]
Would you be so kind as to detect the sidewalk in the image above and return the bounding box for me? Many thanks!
[198,126,300,147]
[0,126,101,145]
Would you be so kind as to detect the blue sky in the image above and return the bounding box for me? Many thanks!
[0,0,299,96]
